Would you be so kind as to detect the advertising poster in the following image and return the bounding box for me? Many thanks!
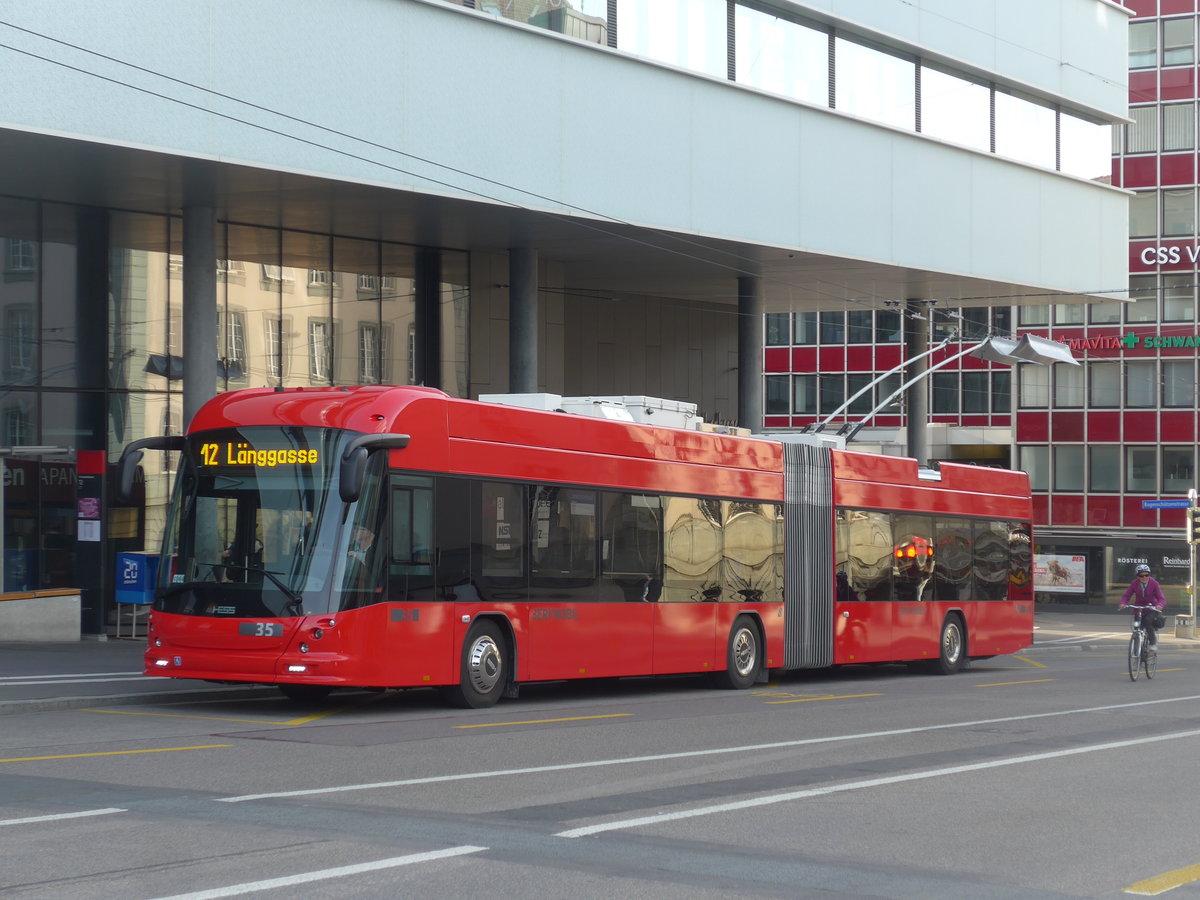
[1032,554,1086,593]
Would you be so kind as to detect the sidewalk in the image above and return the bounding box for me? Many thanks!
[1,610,1196,714]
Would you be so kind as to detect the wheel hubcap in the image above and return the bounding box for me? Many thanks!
[467,636,502,694]
[732,628,756,676]
[943,624,962,664]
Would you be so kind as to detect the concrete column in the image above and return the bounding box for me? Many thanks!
[182,204,217,429]
[904,299,930,466]
[737,274,764,432]
[509,247,538,393]
[414,249,442,388]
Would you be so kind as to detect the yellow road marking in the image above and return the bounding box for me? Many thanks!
[974,679,1055,687]
[85,706,349,726]
[1125,861,1200,895]
[455,713,631,729]
[0,745,230,763]
[1013,655,1046,668]
[1156,667,1186,673]
[765,693,882,704]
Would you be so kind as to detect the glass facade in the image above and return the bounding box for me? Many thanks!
[0,199,469,619]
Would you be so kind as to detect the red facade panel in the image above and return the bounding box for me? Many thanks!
[791,347,817,371]
[1161,67,1197,100]
[845,346,872,369]
[1052,412,1084,442]
[1124,497,1160,528]
[1124,410,1159,440]
[1087,412,1122,442]
[1161,153,1196,185]
[1016,412,1050,442]
[1161,0,1197,14]
[1031,494,1050,525]
[764,348,790,372]
[1129,70,1157,102]
[1087,496,1121,527]
[764,416,791,429]
[1052,495,1085,525]
[1123,156,1158,187]
[1161,410,1197,441]
[819,347,845,372]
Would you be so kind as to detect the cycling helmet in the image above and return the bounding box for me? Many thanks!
[1136,564,1151,574]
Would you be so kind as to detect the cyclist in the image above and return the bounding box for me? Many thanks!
[1119,564,1167,652]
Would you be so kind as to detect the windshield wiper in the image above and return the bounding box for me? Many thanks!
[216,563,305,614]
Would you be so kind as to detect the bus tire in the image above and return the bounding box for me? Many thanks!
[278,684,332,702]
[443,620,508,709]
[716,616,760,690]
[934,614,966,675]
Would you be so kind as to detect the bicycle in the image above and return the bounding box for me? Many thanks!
[1124,603,1161,682]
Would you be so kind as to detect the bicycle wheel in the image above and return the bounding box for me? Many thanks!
[1128,633,1141,682]
[1145,643,1157,679]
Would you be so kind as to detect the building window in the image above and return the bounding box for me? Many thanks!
[359,323,381,384]
[1163,17,1195,67]
[962,371,989,413]
[876,309,901,342]
[1127,276,1158,323]
[4,306,34,380]
[3,402,30,445]
[1163,103,1195,152]
[846,310,873,344]
[931,372,958,414]
[1018,305,1049,326]
[308,319,331,382]
[920,65,990,153]
[1054,303,1085,325]
[991,371,1011,414]
[1126,446,1157,493]
[4,239,35,272]
[1054,364,1084,408]
[1089,362,1121,408]
[262,264,293,283]
[1130,20,1157,68]
[1163,188,1195,236]
[1020,446,1049,492]
[994,89,1056,169]
[794,312,818,344]
[765,313,791,346]
[1163,359,1195,408]
[265,316,285,380]
[846,372,873,415]
[1054,446,1084,492]
[819,312,844,344]
[734,6,828,106]
[1089,446,1120,492]
[1089,299,1122,324]
[1127,106,1158,154]
[834,37,916,130]
[764,375,789,415]
[1126,360,1156,407]
[819,374,845,415]
[1163,447,1195,493]
[1018,365,1049,408]
[1129,190,1158,239]
[794,374,817,414]
[224,310,247,380]
[1060,112,1112,180]
[1163,274,1195,321]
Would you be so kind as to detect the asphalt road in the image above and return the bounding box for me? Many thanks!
[3,622,1200,899]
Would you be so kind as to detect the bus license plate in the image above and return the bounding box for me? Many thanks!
[238,622,284,637]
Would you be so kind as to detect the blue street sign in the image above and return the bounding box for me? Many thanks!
[1142,499,1192,509]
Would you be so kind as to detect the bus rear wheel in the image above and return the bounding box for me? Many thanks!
[443,620,508,709]
[716,617,759,690]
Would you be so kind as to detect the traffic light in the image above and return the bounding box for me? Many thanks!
[1189,507,1200,544]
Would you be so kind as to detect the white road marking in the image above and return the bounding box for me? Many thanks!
[0,672,143,681]
[557,727,1200,838]
[147,845,487,899]
[0,808,126,826]
[218,694,1200,803]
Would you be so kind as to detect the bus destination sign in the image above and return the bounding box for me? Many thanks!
[198,441,319,469]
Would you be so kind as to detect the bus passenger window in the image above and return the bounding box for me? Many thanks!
[722,501,777,602]
[600,492,662,602]
[842,509,893,602]
[662,497,722,602]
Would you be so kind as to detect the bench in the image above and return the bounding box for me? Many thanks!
[0,589,82,641]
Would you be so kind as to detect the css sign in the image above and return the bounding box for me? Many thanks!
[1140,245,1200,265]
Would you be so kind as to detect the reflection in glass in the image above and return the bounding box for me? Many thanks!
[722,501,779,602]
[1125,446,1156,493]
[994,90,1055,169]
[973,521,1011,602]
[835,38,915,130]
[934,518,973,603]
[662,496,721,602]
[892,514,933,602]
[735,6,827,104]
[1089,446,1120,492]
[839,509,892,602]
[618,0,726,79]
[920,66,989,152]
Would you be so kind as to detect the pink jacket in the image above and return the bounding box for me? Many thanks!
[1121,577,1166,610]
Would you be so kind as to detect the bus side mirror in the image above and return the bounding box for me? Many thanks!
[116,436,186,503]
[338,433,411,503]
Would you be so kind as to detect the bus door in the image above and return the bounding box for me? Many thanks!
[834,509,893,664]
[526,486,645,680]
[890,515,936,660]
[656,497,719,675]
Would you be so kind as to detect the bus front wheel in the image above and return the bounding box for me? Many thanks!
[443,620,508,709]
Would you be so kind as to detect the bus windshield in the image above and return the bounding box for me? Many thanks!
[154,425,359,618]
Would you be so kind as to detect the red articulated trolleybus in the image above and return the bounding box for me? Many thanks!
[118,386,1033,707]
